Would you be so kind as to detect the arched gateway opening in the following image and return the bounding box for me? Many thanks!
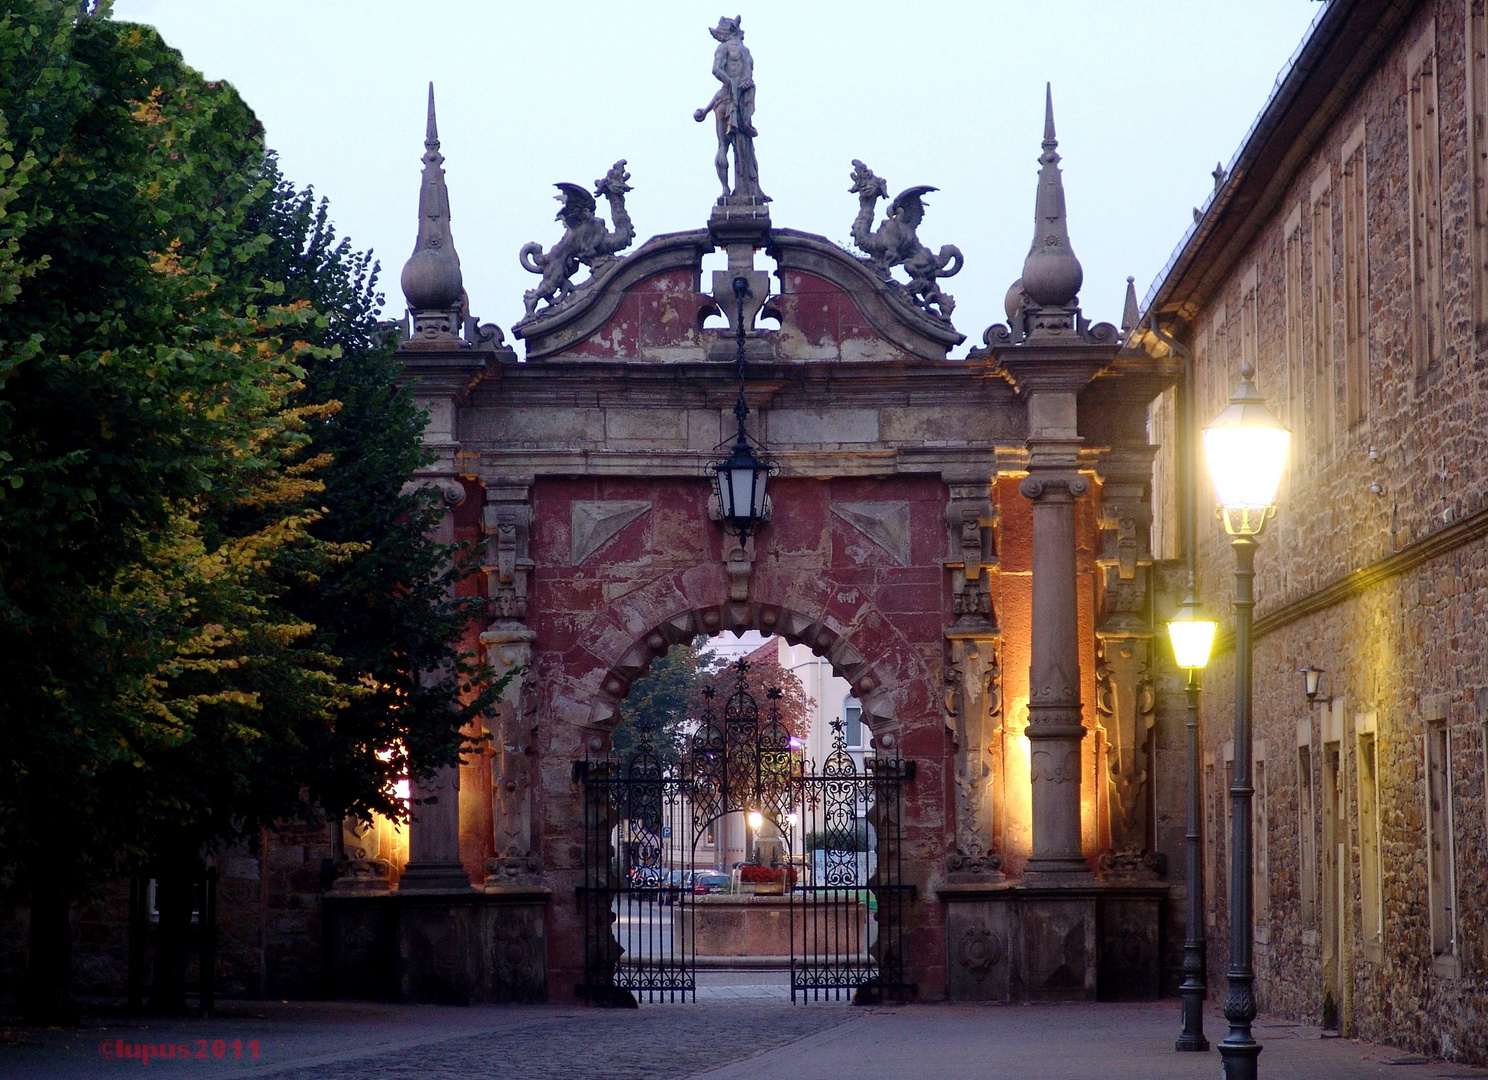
[576,630,912,1005]
[358,18,1186,1009]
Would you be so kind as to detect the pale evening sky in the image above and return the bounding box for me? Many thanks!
[110,1,1323,354]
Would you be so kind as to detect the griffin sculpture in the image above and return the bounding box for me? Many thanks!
[849,159,963,319]
[520,160,635,317]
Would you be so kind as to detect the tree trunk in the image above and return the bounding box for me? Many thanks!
[149,871,194,1015]
[21,877,77,1025]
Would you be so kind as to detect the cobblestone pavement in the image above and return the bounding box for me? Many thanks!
[3,982,1486,1080]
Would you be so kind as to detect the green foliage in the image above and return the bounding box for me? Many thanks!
[612,637,719,765]
[0,2,498,1017]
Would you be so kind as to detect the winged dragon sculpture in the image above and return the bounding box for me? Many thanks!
[848,159,963,320]
[519,160,635,318]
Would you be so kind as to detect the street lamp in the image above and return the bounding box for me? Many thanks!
[1167,588,1217,1053]
[1299,666,1325,703]
[1202,361,1289,1080]
[708,275,777,542]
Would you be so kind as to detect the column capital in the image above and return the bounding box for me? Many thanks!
[1019,474,1089,502]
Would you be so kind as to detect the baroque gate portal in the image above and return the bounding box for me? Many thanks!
[368,14,1187,1007]
[576,661,911,1005]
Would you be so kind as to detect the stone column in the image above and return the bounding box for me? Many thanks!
[399,764,472,890]
[1020,391,1096,886]
[400,476,477,892]
[482,628,541,888]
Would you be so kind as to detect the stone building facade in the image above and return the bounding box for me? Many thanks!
[1141,0,1488,1064]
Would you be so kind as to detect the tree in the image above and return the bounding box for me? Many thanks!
[700,653,814,742]
[0,3,498,1019]
[612,637,718,766]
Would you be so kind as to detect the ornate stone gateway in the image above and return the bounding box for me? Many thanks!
[362,19,1187,1006]
[575,662,912,1005]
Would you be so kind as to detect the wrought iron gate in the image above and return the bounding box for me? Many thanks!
[788,719,913,1002]
[576,659,913,1005]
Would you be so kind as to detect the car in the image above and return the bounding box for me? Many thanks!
[692,871,731,894]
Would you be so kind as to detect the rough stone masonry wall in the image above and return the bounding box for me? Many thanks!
[1178,0,1488,1063]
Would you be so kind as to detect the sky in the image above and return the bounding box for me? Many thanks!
[110,0,1324,356]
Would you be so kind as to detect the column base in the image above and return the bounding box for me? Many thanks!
[1218,1040,1262,1080]
[397,862,475,892]
[1020,858,1099,888]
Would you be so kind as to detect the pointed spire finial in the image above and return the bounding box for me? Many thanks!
[1122,276,1139,334]
[401,82,463,315]
[1020,83,1083,309]
[1042,82,1057,153]
[425,82,439,152]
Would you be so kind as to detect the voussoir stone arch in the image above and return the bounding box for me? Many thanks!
[589,600,905,748]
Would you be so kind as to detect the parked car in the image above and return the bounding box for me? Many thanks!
[659,868,687,905]
[692,871,731,894]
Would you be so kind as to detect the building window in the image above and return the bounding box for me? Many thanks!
[1469,0,1488,339]
[1284,208,1306,473]
[844,697,863,749]
[1341,124,1370,424]
[1297,742,1318,929]
[1407,29,1443,378]
[1310,172,1335,458]
[1356,723,1383,954]
[1425,719,1457,958]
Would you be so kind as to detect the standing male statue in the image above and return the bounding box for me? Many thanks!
[694,15,769,203]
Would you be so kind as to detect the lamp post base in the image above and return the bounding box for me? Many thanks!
[1218,1038,1261,1080]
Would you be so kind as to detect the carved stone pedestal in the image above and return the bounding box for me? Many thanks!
[324,887,550,1005]
[940,883,1166,1003]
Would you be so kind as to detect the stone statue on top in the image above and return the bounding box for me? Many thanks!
[849,159,964,320]
[694,15,769,204]
[519,160,635,318]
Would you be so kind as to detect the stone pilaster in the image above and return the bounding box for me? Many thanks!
[943,473,1004,880]
[945,633,1005,881]
[1094,447,1161,879]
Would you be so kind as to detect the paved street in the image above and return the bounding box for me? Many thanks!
[3,981,1485,1080]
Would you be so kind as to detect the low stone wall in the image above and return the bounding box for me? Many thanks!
[678,894,870,962]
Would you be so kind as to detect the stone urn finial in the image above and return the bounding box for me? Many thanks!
[400,82,464,313]
[1019,84,1083,309]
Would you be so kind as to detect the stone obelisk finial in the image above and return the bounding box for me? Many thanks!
[400,83,464,320]
[1020,84,1083,309]
[1121,276,1139,334]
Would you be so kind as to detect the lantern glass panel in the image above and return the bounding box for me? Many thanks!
[1203,423,1289,510]
[1168,616,1218,670]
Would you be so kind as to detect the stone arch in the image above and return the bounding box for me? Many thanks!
[588,600,904,752]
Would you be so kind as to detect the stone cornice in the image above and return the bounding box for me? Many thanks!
[465,354,1015,409]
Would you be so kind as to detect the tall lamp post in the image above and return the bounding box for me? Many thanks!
[1202,361,1290,1080]
[1168,590,1217,1051]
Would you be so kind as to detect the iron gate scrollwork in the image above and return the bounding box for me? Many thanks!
[576,658,914,1005]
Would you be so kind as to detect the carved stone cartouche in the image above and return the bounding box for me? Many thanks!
[518,160,636,318]
[848,159,963,320]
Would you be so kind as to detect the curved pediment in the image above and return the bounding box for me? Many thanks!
[512,225,966,365]
[513,230,717,362]
[767,229,965,362]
